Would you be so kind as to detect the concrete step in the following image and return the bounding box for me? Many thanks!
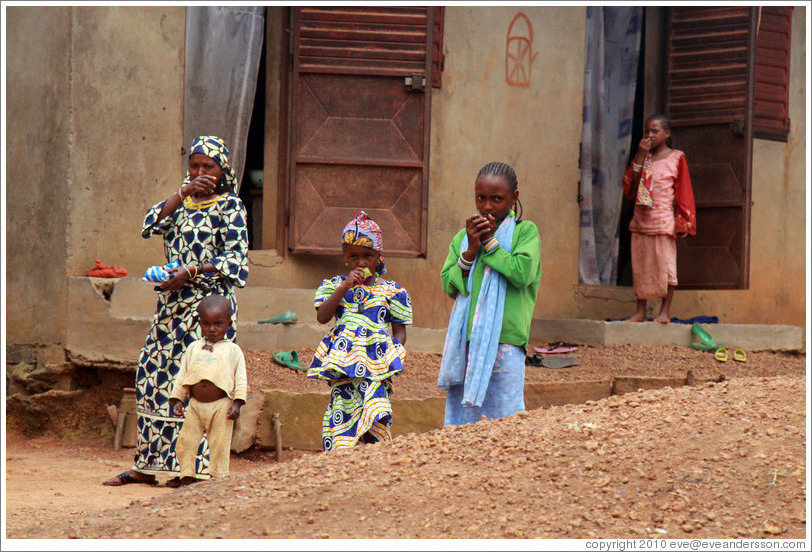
[531,318,804,352]
[67,278,803,368]
[68,278,445,366]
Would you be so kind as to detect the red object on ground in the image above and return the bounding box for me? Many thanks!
[87,259,128,278]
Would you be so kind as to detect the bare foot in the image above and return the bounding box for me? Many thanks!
[624,313,647,322]
[653,314,671,324]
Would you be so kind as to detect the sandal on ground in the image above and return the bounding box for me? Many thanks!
[733,348,746,362]
[259,311,298,325]
[167,476,200,488]
[525,353,544,367]
[691,341,725,352]
[103,471,157,487]
[272,350,307,371]
[714,348,728,362]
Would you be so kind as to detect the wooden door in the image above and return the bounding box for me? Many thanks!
[665,7,757,289]
[288,7,434,256]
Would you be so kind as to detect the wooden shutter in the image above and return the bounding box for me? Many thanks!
[288,7,435,256]
[753,6,792,141]
[665,7,756,289]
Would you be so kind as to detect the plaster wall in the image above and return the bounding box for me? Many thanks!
[5,7,72,347]
[65,7,186,278]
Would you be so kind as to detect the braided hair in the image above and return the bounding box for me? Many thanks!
[647,113,673,149]
[476,161,523,222]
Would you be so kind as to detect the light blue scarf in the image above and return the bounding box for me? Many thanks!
[437,215,516,407]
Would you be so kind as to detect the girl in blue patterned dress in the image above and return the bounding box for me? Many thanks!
[308,211,412,451]
[104,136,249,486]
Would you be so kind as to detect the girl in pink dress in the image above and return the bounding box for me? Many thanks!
[621,114,696,323]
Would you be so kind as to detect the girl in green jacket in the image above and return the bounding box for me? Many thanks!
[438,162,542,426]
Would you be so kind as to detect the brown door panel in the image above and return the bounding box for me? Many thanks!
[666,7,755,289]
[289,7,432,256]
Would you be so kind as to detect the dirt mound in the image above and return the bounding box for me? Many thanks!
[9,375,806,539]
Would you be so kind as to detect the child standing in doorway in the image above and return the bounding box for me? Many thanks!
[307,211,412,451]
[167,294,247,487]
[622,114,696,323]
[438,162,542,426]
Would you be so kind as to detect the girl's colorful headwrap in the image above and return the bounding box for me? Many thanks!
[342,211,386,275]
[184,135,238,191]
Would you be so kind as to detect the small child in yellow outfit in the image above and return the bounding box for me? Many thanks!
[167,294,247,487]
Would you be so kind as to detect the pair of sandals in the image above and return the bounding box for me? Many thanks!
[714,348,747,363]
[103,471,200,487]
[690,323,747,362]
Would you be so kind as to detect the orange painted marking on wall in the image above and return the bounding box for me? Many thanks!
[506,12,539,88]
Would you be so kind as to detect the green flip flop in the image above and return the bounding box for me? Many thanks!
[691,341,725,352]
[259,311,298,324]
[690,322,724,352]
[272,350,307,371]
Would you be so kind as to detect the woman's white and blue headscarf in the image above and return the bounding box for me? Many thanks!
[183,135,238,191]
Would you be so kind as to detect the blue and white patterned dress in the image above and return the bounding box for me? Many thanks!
[134,193,248,478]
[308,275,412,451]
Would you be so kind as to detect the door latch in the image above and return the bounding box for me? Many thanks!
[729,119,746,135]
[405,74,426,91]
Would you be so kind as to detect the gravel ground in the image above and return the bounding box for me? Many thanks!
[5,343,807,542]
[7,374,807,540]
[245,344,806,397]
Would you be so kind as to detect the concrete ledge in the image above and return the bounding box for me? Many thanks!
[525,380,612,409]
[530,318,804,352]
[66,278,804,367]
[249,375,715,452]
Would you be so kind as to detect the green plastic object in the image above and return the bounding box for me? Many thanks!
[272,350,307,371]
[690,322,716,343]
[691,341,725,352]
[362,267,373,278]
[259,311,298,325]
[690,322,724,352]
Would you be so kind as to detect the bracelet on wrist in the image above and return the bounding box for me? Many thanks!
[182,266,192,279]
[191,265,198,279]
[458,254,474,270]
[483,237,499,253]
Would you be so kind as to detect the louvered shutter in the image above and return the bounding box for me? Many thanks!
[753,6,792,141]
[665,7,757,289]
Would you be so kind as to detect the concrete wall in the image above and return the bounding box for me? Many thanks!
[66,6,186,276]
[5,7,72,350]
[4,7,807,365]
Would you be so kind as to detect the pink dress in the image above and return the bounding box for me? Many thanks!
[621,150,696,299]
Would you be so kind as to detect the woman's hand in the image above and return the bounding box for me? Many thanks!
[182,174,218,199]
[160,266,190,291]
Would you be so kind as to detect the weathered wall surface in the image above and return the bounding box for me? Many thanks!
[65,7,186,277]
[5,7,72,349]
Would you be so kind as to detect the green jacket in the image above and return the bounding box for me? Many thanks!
[440,219,542,349]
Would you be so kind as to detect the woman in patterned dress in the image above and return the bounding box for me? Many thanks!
[307,211,412,451]
[104,136,249,486]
